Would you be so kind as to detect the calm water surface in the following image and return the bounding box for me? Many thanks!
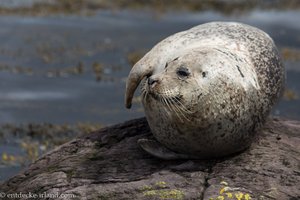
[0,10,299,125]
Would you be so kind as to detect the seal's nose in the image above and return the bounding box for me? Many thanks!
[148,77,158,86]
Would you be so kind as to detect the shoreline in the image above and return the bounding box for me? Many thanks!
[0,0,300,16]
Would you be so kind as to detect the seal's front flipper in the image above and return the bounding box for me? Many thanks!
[138,139,197,160]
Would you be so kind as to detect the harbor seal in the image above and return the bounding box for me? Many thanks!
[125,22,285,160]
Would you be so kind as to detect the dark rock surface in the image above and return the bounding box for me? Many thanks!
[0,117,299,200]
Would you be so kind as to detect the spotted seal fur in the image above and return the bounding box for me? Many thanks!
[125,22,285,160]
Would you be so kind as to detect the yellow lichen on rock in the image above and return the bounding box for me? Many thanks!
[209,182,252,200]
[141,181,184,200]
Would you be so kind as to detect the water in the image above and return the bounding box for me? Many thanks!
[0,10,299,125]
[0,9,299,181]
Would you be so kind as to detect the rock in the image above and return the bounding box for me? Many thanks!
[0,117,299,200]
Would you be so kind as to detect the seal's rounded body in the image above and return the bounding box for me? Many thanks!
[125,22,285,159]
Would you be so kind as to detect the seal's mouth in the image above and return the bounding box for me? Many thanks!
[149,92,183,105]
[149,92,182,104]
[141,80,185,109]
[144,91,194,122]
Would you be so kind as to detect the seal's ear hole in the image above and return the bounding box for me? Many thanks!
[164,63,168,69]
[202,71,207,78]
[173,57,179,61]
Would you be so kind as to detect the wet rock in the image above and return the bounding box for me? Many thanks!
[0,117,299,199]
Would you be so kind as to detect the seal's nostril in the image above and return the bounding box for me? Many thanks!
[148,77,157,86]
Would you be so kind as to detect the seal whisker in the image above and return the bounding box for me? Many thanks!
[142,89,149,103]
[161,95,173,119]
[166,99,183,122]
[166,97,185,122]
[158,92,181,121]
[155,90,193,119]
[141,83,146,100]
[161,105,170,119]
[169,97,191,122]
[144,89,149,102]
[171,97,194,115]
[173,103,192,120]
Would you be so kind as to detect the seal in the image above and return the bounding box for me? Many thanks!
[125,22,285,160]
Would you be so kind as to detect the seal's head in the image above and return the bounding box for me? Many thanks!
[126,47,251,123]
[140,50,209,123]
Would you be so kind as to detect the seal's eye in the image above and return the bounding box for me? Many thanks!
[177,67,190,78]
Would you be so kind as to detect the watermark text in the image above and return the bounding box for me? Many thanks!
[0,192,77,199]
